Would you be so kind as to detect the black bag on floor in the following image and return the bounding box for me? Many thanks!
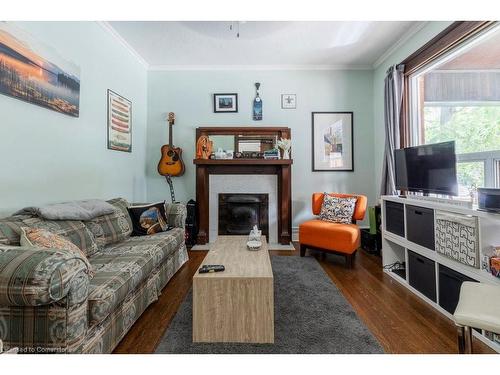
[185,199,198,247]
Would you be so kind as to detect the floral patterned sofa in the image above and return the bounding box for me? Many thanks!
[0,198,188,353]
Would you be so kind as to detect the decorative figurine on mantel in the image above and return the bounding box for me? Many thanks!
[196,135,213,159]
[276,137,291,159]
[247,225,262,251]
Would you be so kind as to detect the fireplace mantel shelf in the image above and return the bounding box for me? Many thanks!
[193,159,293,165]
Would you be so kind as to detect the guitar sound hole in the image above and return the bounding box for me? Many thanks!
[167,150,174,157]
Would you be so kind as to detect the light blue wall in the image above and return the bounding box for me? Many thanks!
[147,69,374,228]
[372,22,453,198]
[0,22,148,215]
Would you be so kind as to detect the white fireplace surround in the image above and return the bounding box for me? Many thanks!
[209,174,278,244]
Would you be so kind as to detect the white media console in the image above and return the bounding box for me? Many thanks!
[381,195,500,353]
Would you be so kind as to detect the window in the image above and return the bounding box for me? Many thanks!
[409,24,500,195]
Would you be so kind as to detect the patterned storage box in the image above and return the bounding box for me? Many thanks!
[435,210,479,268]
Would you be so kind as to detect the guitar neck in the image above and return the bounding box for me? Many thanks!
[168,123,173,147]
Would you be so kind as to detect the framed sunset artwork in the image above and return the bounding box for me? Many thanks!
[107,89,132,152]
[312,112,354,171]
[0,22,80,117]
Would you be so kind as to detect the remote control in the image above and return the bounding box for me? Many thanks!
[199,264,225,273]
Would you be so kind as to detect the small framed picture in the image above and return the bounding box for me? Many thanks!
[213,93,238,113]
[281,94,296,109]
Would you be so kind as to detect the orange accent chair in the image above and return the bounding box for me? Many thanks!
[299,193,368,268]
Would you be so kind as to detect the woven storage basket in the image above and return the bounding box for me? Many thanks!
[435,210,479,268]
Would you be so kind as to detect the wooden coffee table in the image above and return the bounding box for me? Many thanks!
[192,235,274,343]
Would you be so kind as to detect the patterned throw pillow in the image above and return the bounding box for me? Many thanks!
[1,215,99,257]
[0,215,31,245]
[127,202,170,236]
[83,198,132,248]
[20,227,94,277]
[319,195,357,224]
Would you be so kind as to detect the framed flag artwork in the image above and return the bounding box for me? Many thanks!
[107,89,132,152]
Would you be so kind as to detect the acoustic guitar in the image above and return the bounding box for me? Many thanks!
[157,112,185,177]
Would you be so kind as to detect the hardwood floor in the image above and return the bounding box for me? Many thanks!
[114,246,493,354]
[313,249,492,354]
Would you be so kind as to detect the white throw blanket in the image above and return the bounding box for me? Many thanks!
[15,199,116,221]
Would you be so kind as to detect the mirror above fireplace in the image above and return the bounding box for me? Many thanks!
[208,134,278,156]
[195,127,291,160]
[235,135,277,153]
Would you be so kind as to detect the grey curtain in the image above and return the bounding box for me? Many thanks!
[380,64,405,196]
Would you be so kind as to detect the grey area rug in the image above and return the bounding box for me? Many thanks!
[156,256,383,354]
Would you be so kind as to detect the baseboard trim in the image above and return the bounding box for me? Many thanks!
[191,225,368,249]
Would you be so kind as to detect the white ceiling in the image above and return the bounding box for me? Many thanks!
[106,21,422,69]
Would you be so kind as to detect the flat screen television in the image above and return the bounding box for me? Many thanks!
[394,141,458,196]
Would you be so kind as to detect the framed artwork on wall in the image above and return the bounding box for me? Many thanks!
[213,93,238,113]
[0,22,81,117]
[107,89,132,152]
[312,112,354,172]
[281,94,296,109]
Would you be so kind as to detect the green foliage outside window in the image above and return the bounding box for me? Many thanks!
[424,106,500,154]
[423,105,500,191]
[456,161,484,192]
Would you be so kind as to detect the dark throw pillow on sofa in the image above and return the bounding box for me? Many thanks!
[128,202,170,236]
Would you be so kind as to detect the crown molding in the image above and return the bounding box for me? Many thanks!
[372,21,428,69]
[148,64,373,71]
[97,21,149,69]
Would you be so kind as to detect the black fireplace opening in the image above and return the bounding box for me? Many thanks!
[218,193,269,241]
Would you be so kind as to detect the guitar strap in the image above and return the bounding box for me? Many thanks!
[164,175,176,203]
